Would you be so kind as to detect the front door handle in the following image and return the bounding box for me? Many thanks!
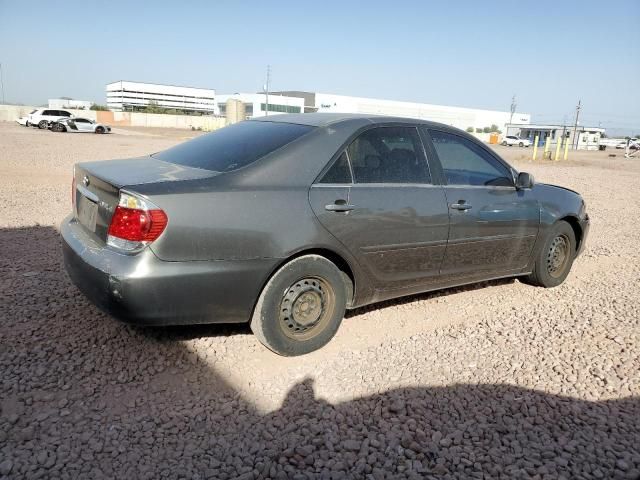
[325,200,355,212]
[450,201,472,211]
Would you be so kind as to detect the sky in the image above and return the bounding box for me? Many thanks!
[1,0,638,134]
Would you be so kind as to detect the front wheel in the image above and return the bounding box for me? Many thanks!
[95,126,105,134]
[519,142,524,147]
[38,120,48,129]
[523,221,576,288]
[501,141,507,146]
[250,255,347,356]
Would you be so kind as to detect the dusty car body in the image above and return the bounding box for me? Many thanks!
[62,113,589,355]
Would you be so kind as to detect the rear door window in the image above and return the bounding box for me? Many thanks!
[347,126,431,184]
[318,152,352,184]
[154,121,314,172]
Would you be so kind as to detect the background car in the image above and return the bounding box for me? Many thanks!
[501,135,531,147]
[62,114,589,356]
[50,117,111,134]
[28,108,72,129]
[16,115,31,126]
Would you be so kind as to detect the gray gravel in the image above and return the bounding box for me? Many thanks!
[1,122,639,479]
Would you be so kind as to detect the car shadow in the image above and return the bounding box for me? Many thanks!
[1,226,638,478]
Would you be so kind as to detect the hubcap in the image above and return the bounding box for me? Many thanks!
[279,277,334,340]
[547,234,570,278]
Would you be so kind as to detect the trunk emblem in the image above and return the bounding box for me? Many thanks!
[82,175,90,187]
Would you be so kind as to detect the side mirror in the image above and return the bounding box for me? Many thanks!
[516,172,534,190]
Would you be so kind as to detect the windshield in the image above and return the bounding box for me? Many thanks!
[153,121,314,172]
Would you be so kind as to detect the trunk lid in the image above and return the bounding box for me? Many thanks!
[73,156,216,243]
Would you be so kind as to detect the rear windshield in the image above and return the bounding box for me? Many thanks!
[153,121,314,172]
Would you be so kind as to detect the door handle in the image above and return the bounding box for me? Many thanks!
[325,201,355,212]
[450,202,472,211]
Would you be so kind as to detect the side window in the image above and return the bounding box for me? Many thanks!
[75,119,88,123]
[319,151,352,184]
[42,110,53,116]
[347,127,430,184]
[60,111,71,117]
[429,130,513,187]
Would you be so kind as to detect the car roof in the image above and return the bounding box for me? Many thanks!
[250,112,449,128]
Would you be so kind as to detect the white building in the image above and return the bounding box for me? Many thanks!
[272,91,530,133]
[48,98,93,110]
[106,80,219,114]
[216,93,305,119]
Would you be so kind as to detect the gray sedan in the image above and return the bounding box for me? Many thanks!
[62,113,589,355]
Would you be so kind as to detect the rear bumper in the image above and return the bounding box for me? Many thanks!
[61,215,278,326]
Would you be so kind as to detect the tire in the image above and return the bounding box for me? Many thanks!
[501,141,507,146]
[250,255,347,356]
[38,120,48,129]
[519,142,524,147]
[25,121,31,127]
[53,123,66,132]
[95,126,105,134]
[523,221,576,288]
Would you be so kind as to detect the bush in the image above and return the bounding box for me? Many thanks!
[475,128,482,133]
[90,104,109,111]
[482,126,491,133]
[466,127,474,133]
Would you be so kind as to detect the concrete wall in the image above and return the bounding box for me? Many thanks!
[0,104,225,131]
[99,111,225,130]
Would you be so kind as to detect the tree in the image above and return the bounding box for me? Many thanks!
[475,128,482,133]
[90,104,109,111]
[466,126,474,133]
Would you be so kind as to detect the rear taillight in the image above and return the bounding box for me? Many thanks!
[107,192,168,252]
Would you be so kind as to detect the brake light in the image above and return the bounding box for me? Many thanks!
[107,192,168,252]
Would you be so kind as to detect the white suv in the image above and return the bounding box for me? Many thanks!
[28,109,73,129]
[501,135,531,147]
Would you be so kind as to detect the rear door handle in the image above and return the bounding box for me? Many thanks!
[450,202,472,211]
[325,201,355,212]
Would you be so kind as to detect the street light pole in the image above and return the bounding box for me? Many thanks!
[264,65,271,117]
[0,63,5,104]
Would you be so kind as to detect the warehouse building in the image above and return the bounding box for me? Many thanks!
[106,81,219,114]
[216,93,305,120]
[271,91,531,133]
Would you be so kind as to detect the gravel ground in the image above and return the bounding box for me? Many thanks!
[0,122,639,479]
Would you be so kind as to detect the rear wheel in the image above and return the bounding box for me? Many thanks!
[95,126,105,134]
[519,142,524,147]
[501,141,507,146]
[523,221,576,288]
[38,120,48,129]
[53,123,66,132]
[25,121,31,127]
[250,255,347,356]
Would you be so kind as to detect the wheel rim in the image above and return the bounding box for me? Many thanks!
[279,276,335,340]
[547,234,570,278]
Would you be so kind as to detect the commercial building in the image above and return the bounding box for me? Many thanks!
[48,98,92,110]
[271,91,531,133]
[106,81,219,114]
[216,93,305,120]
[506,123,606,151]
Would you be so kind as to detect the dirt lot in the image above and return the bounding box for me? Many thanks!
[1,122,639,479]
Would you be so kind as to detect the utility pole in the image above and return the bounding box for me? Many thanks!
[572,99,581,150]
[263,65,271,117]
[508,94,516,136]
[509,94,516,124]
[0,63,5,104]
